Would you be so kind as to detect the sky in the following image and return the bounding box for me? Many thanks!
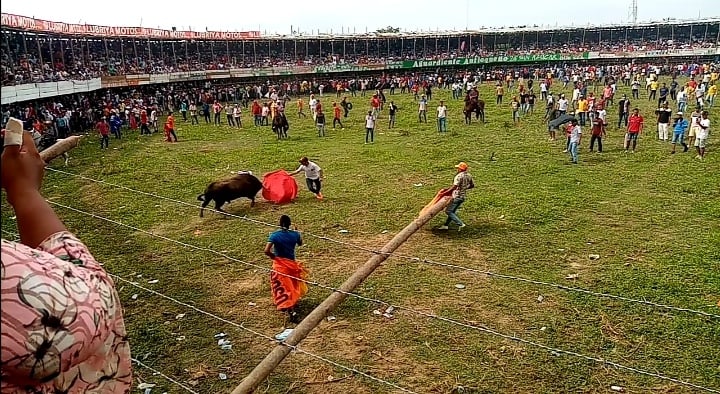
[2,0,717,35]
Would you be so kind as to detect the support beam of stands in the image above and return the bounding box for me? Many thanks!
[231,195,453,394]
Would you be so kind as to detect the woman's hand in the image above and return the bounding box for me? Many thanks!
[1,130,45,205]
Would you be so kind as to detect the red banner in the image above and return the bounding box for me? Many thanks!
[1,13,261,40]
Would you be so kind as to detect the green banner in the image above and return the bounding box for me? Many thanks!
[400,52,589,69]
[314,64,370,73]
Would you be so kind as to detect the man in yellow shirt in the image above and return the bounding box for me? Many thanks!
[649,80,659,101]
[707,83,717,108]
[577,96,589,126]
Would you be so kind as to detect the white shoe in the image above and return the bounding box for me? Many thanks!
[458,224,466,231]
[438,226,449,230]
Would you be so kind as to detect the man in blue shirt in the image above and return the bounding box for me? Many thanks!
[265,215,302,260]
[658,83,670,107]
[671,112,689,154]
[265,215,305,323]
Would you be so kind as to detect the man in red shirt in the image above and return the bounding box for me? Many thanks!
[332,102,344,129]
[97,117,110,149]
[370,95,381,117]
[166,112,178,142]
[624,108,644,153]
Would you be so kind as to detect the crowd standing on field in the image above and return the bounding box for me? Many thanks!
[1,60,716,158]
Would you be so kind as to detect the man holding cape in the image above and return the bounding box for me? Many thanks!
[264,215,308,323]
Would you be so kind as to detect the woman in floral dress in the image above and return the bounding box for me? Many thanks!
[1,124,132,393]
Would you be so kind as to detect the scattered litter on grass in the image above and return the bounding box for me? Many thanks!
[565,274,579,280]
[221,344,232,351]
[175,314,185,320]
[138,383,156,390]
[413,183,423,187]
[136,274,143,278]
[131,294,139,300]
[550,351,561,357]
[247,302,257,307]
[589,254,601,260]
[537,295,544,303]
[218,338,231,346]
[498,214,505,219]
[218,373,227,380]
[275,329,294,341]
[176,336,186,341]
[372,310,382,316]
[327,316,337,322]
[382,306,395,319]
[540,326,547,331]
[381,230,388,234]
[148,279,159,284]
[214,333,227,338]
[9,216,16,220]
[338,229,349,234]
[610,386,625,392]
[455,284,466,289]
[193,229,202,236]
[557,248,565,252]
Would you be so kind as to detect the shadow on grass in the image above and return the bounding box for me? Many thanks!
[428,221,512,238]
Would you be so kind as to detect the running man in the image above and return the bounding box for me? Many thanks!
[289,157,324,200]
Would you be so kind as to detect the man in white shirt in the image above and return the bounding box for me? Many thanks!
[569,119,582,164]
[437,101,448,132]
[418,95,428,123]
[558,95,569,115]
[289,157,324,200]
[309,95,318,121]
[695,111,710,160]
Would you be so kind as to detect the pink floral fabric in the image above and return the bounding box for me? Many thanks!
[1,232,132,393]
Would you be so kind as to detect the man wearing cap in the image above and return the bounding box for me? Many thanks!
[671,112,689,154]
[289,157,324,200]
[439,162,474,231]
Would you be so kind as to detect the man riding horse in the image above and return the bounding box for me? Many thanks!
[463,87,485,124]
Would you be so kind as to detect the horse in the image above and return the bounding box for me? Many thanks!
[463,94,486,124]
[272,112,289,139]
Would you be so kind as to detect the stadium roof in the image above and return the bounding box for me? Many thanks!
[2,13,719,40]
[271,17,720,39]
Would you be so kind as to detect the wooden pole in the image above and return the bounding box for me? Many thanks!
[232,195,453,394]
[39,135,82,163]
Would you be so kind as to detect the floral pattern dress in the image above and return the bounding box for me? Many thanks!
[1,232,132,393]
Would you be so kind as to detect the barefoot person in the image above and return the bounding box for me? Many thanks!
[439,162,474,231]
[289,157,324,200]
[264,215,307,323]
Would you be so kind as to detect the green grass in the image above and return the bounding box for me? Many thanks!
[2,78,719,394]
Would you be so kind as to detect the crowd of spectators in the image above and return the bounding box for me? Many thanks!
[2,23,718,86]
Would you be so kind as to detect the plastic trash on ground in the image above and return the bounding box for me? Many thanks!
[275,328,294,341]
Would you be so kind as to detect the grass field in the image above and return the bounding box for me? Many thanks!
[2,77,719,394]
